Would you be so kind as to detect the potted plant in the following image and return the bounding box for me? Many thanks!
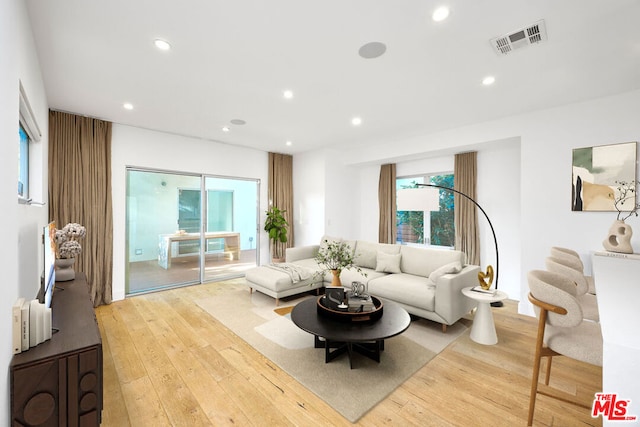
[315,240,364,287]
[264,206,288,262]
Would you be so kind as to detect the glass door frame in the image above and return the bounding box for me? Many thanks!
[125,166,261,295]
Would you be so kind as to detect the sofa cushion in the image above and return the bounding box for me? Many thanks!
[245,265,319,291]
[343,240,356,256]
[375,251,402,273]
[290,258,321,271]
[428,261,462,283]
[319,234,342,249]
[368,273,435,312]
[340,267,386,286]
[354,240,400,269]
[400,245,464,277]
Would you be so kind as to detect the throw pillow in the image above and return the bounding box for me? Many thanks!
[428,261,462,283]
[375,251,402,274]
[353,241,379,269]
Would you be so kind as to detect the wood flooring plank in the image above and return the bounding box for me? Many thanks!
[96,300,147,384]
[120,376,172,426]
[138,301,251,425]
[219,371,295,426]
[127,297,213,426]
[95,310,130,426]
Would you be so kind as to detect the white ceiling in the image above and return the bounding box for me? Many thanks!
[25,0,640,155]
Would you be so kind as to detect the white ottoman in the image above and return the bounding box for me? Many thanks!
[245,265,324,305]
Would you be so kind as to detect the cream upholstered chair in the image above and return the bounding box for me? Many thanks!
[550,246,582,266]
[527,270,603,426]
[545,256,599,322]
[550,246,596,294]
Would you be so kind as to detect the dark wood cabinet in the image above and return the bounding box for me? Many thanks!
[10,274,103,426]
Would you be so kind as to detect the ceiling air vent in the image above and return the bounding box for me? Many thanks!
[490,19,547,55]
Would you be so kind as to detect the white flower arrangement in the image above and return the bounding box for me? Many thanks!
[55,222,86,259]
[315,240,365,277]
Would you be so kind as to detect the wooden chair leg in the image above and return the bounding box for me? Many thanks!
[544,356,552,386]
[528,308,548,426]
[442,324,447,333]
[275,297,279,306]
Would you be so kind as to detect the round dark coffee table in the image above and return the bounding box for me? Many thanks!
[291,296,411,369]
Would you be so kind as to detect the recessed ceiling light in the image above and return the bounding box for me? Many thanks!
[358,42,387,59]
[230,119,246,125]
[285,140,292,146]
[222,126,230,132]
[351,117,362,126]
[432,6,450,22]
[283,90,294,99]
[154,39,171,51]
[123,103,134,110]
[482,76,496,86]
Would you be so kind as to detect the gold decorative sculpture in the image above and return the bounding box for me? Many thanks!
[477,265,494,290]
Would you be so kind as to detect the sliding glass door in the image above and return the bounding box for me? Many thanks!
[125,168,259,295]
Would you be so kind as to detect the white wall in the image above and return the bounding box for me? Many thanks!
[292,148,363,245]
[292,150,326,246]
[324,148,360,240]
[111,125,269,300]
[1,0,49,423]
[332,90,640,315]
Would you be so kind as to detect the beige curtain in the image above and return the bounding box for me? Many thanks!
[378,163,397,244]
[454,152,480,265]
[268,152,294,260]
[49,110,113,306]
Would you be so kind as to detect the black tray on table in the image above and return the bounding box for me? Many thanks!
[316,295,383,323]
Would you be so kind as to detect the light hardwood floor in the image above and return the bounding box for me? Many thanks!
[95,280,602,426]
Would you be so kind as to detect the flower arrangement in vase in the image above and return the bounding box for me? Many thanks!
[55,222,86,258]
[315,239,365,287]
[54,222,86,281]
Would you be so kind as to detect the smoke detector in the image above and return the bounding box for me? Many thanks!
[490,19,547,55]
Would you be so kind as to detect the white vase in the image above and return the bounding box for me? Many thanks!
[55,258,76,282]
[602,220,634,254]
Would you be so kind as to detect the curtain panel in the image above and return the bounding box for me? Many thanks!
[268,152,294,260]
[49,110,113,306]
[454,151,480,265]
[378,163,397,244]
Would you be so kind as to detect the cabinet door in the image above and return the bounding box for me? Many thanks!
[12,359,60,426]
[69,347,102,427]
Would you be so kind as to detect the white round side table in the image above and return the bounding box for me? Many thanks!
[461,287,508,345]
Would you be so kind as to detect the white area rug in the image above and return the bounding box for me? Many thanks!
[197,283,468,422]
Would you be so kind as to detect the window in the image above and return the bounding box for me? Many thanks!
[18,125,29,198]
[396,173,455,247]
[18,81,42,202]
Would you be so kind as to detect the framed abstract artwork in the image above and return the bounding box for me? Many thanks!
[572,141,637,211]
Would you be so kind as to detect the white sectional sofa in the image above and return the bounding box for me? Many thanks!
[245,236,480,331]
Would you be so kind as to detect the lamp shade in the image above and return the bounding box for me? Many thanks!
[396,187,440,212]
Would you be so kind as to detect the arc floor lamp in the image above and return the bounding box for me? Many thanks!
[415,183,502,307]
